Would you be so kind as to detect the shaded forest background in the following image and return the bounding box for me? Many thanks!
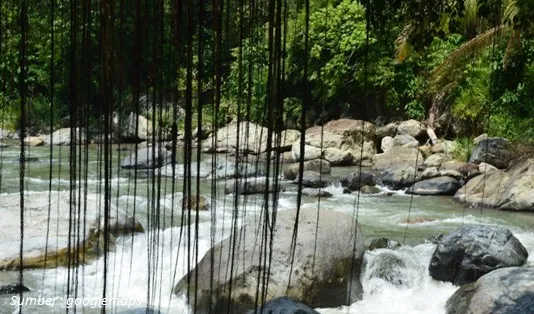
[1,0,534,141]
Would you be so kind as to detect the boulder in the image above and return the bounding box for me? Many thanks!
[202,121,270,154]
[454,158,534,211]
[323,147,354,166]
[372,147,424,171]
[301,188,332,198]
[381,166,417,190]
[179,195,209,211]
[296,119,377,164]
[360,185,381,194]
[225,177,280,195]
[424,153,445,168]
[381,136,394,152]
[283,159,331,181]
[114,112,154,142]
[431,140,457,155]
[120,147,172,169]
[473,133,488,145]
[469,137,515,169]
[0,191,144,270]
[174,208,365,313]
[419,167,440,180]
[41,128,86,145]
[375,122,398,140]
[440,161,479,175]
[478,162,498,173]
[366,252,411,287]
[367,238,400,251]
[397,119,425,138]
[393,134,419,148]
[298,171,330,188]
[429,225,528,285]
[0,283,30,295]
[0,128,16,140]
[277,129,301,152]
[407,176,461,196]
[445,267,534,314]
[340,171,379,191]
[249,297,320,314]
[291,143,323,162]
[439,169,463,180]
[24,136,44,147]
[418,145,433,158]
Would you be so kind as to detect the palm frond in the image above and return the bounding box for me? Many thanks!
[430,24,508,92]
[503,0,518,25]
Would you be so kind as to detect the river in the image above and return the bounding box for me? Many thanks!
[0,144,533,313]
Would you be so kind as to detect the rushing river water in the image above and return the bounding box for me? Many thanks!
[0,144,533,314]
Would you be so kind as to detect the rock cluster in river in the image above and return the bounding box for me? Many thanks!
[10,116,534,212]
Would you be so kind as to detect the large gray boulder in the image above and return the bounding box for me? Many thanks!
[372,147,424,171]
[454,158,534,211]
[445,267,534,314]
[381,166,417,190]
[340,171,379,191]
[0,191,143,270]
[469,137,515,169]
[120,147,172,169]
[283,159,331,180]
[174,208,366,313]
[407,176,461,196]
[429,225,528,285]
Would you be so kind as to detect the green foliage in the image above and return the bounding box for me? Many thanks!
[451,137,474,162]
[451,59,491,121]
[222,36,269,124]
[307,0,370,102]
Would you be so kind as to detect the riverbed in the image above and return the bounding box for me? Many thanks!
[1,144,533,313]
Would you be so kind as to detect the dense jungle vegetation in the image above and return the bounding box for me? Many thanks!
[1,0,534,141]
